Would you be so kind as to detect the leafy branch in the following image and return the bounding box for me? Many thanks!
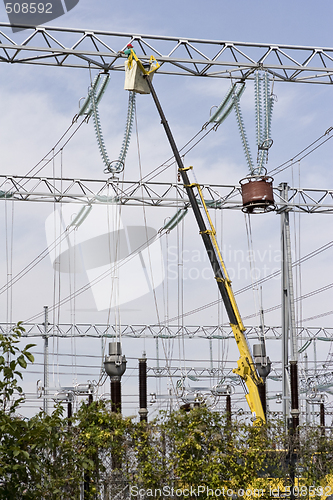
[0,322,35,413]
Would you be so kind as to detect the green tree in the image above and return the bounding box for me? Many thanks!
[2,327,333,499]
[0,322,35,413]
[0,325,87,499]
[0,323,38,498]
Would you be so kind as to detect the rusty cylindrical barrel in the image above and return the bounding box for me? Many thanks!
[240,175,275,214]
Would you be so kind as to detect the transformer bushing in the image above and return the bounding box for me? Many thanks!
[104,342,127,413]
[253,343,271,380]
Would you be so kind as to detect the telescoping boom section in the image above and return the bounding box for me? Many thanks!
[139,65,265,424]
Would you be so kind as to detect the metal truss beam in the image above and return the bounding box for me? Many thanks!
[1,175,333,213]
[149,366,333,401]
[148,366,236,379]
[299,369,333,394]
[146,367,282,386]
[0,23,333,83]
[2,322,332,340]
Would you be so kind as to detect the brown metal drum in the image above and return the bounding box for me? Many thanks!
[240,176,275,214]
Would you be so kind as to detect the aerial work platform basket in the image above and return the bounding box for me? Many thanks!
[124,52,159,94]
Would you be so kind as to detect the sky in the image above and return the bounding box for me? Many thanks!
[0,0,332,422]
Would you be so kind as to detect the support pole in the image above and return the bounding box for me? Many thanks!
[209,339,213,371]
[281,184,289,425]
[67,401,72,419]
[258,383,267,418]
[111,378,122,413]
[258,290,268,419]
[226,394,232,425]
[67,397,72,426]
[304,352,310,424]
[290,361,299,430]
[280,183,299,429]
[313,338,317,424]
[43,305,49,416]
[139,354,148,422]
[320,402,325,437]
[84,393,93,497]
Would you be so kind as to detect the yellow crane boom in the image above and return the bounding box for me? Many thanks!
[195,185,265,423]
[130,54,265,424]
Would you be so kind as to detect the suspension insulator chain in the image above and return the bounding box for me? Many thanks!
[210,72,274,177]
[255,71,274,175]
[89,80,113,172]
[255,71,265,172]
[232,87,255,174]
[79,72,136,176]
[107,91,136,174]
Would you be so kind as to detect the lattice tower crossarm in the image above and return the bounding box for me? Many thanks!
[2,323,332,340]
[0,176,333,213]
[0,23,332,83]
